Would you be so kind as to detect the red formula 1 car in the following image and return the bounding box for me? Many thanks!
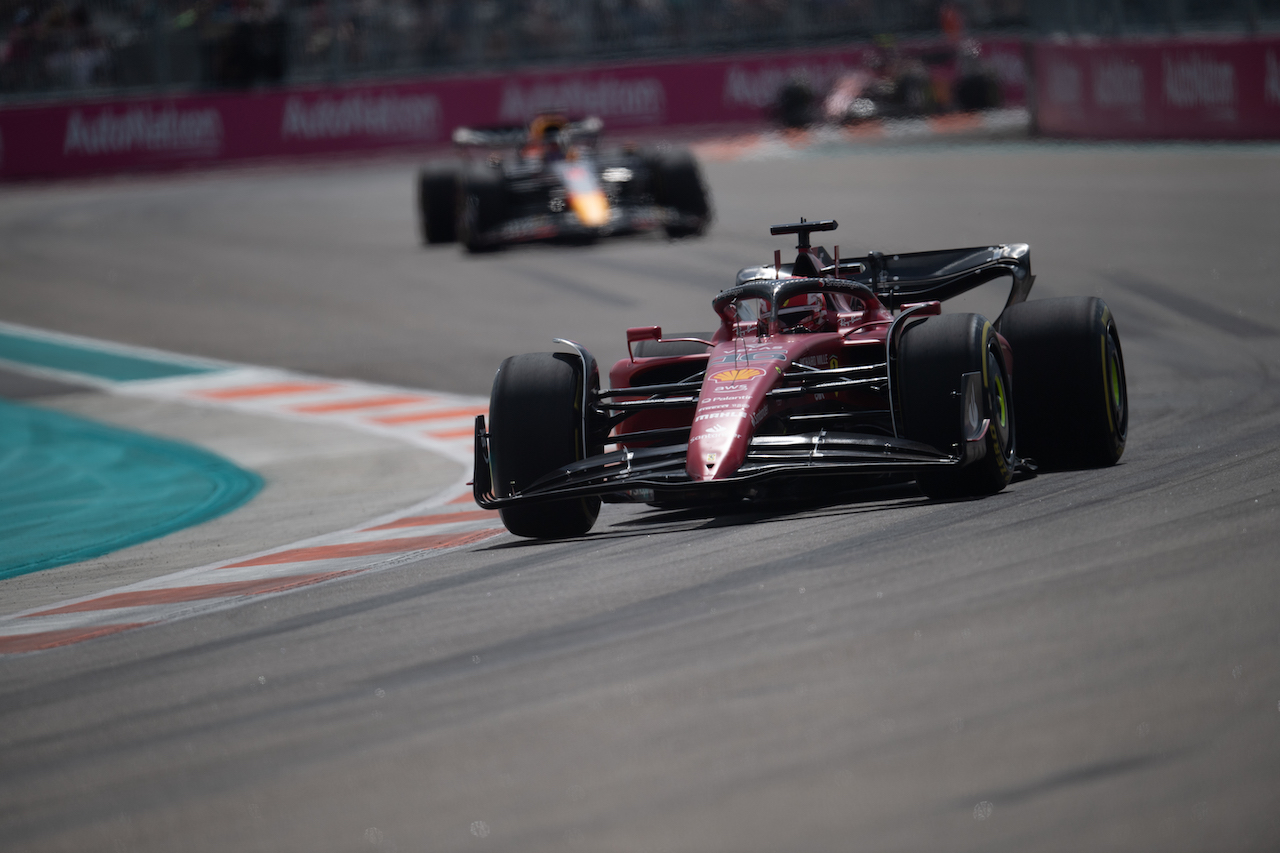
[474,219,1127,539]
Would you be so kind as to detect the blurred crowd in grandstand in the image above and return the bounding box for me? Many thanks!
[1,0,1276,99]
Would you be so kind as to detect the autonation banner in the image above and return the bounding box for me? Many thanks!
[0,86,449,180]
[0,39,1027,181]
[63,106,224,156]
[1035,36,1280,139]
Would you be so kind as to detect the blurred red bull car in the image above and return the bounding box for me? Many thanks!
[417,113,712,252]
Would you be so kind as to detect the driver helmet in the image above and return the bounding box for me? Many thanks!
[777,292,830,332]
[528,112,567,143]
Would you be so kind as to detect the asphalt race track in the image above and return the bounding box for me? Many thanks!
[2,140,1279,851]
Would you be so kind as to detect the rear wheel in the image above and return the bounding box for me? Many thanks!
[995,297,1127,469]
[488,352,601,538]
[898,313,1013,499]
[458,166,507,253]
[651,150,711,238]
[417,167,458,245]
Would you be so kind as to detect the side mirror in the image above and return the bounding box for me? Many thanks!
[626,326,662,361]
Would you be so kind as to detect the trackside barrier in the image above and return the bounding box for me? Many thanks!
[5,35,1277,181]
[0,39,1028,181]
[1034,35,1280,139]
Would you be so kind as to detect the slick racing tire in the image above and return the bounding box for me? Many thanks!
[652,150,711,239]
[898,313,1014,500]
[418,167,458,245]
[488,352,601,539]
[995,296,1127,469]
[771,78,818,128]
[954,71,1001,111]
[458,165,507,253]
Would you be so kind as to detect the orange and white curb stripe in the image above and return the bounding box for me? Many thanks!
[0,366,505,654]
[132,365,492,459]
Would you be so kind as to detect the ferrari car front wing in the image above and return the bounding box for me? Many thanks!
[473,416,959,509]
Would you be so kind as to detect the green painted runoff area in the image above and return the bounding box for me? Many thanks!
[0,329,218,382]
[0,399,262,580]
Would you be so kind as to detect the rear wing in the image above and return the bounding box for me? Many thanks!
[851,243,1034,311]
[735,243,1034,313]
[452,126,528,148]
[452,116,605,149]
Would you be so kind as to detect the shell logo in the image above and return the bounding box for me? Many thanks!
[710,368,765,382]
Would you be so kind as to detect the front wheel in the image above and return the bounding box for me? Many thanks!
[995,296,1127,469]
[488,352,600,538]
[898,313,1014,499]
[458,165,507,253]
[417,167,458,245]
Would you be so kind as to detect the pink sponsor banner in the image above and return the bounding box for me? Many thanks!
[1035,36,1280,139]
[0,38,1027,181]
[0,86,451,181]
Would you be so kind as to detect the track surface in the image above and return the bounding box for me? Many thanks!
[2,143,1279,851]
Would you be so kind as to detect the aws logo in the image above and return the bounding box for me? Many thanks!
[710,368,764,382]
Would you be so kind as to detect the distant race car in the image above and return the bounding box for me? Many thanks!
[417,113,712,252]
[473,218,1128,539]
[773,40,1002,128]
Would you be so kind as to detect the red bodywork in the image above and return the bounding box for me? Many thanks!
[473,224,1036,517]
[608,247,974,485]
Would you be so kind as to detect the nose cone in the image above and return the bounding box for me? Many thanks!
[570,190,610,228]
[686,412,750,482]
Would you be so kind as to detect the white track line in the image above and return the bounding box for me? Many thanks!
[0,326,505,654]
